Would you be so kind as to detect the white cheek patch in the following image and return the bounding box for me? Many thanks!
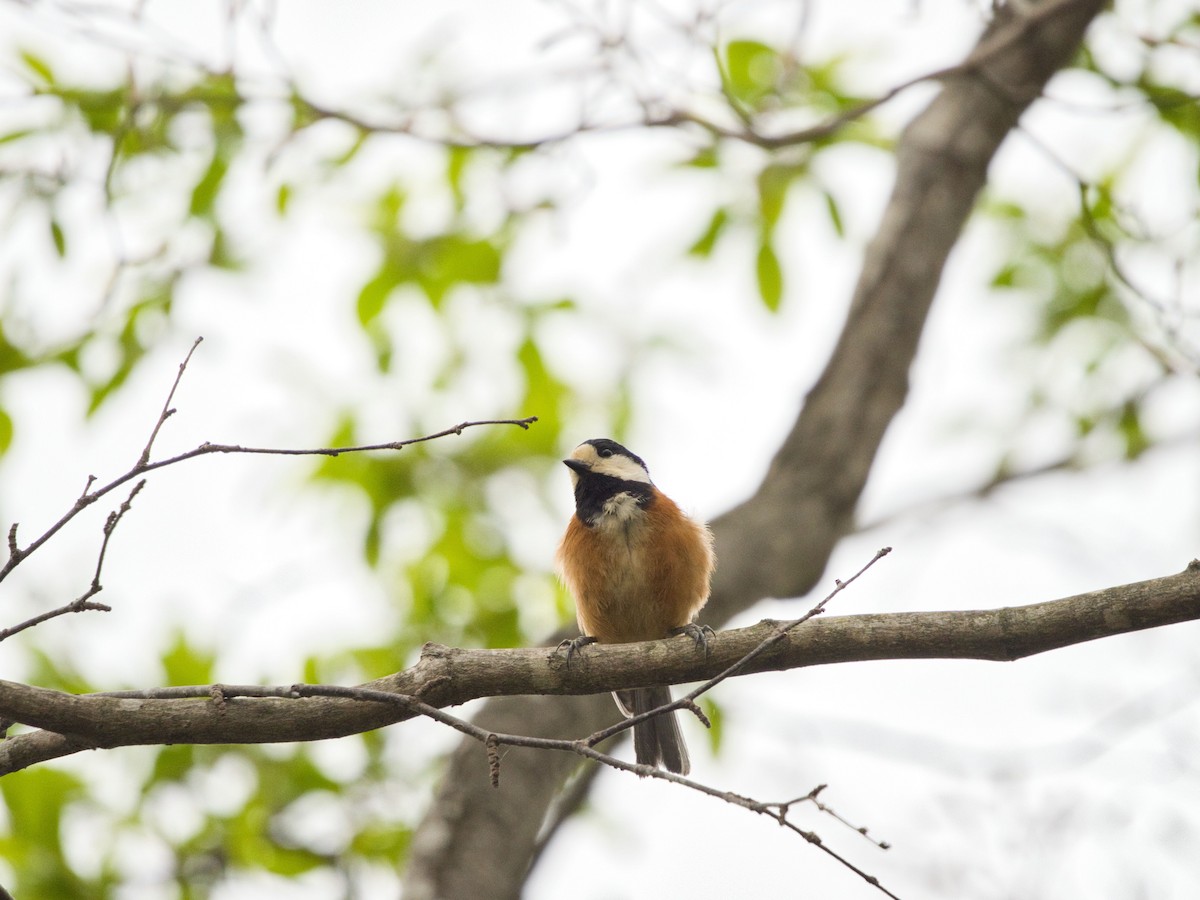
[593,455,651,484]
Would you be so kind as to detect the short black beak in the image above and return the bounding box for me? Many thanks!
[563,458,590,475]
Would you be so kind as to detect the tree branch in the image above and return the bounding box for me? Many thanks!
[0,561,1194,774]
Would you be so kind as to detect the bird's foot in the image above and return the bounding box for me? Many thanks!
[669,622,715,656]
[554,634,598,668]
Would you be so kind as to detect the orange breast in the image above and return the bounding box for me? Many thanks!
[556,494,714,644]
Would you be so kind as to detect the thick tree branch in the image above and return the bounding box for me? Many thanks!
[403,2,1109,897]
[1,562,1194,775]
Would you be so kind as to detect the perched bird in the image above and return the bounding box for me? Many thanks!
[555,438,715,774]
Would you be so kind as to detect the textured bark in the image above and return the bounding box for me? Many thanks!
[1,563,1196,779]
[401,2,1108,898]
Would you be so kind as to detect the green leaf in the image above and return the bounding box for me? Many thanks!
[189,152,229,219]
[0,324,33,376]
[687,207,728,257]
[149,744,198,784]
[755,242,783,311]
[1139,78,1200,141]
[822,189,845,238]
[0,128,33,146]
[0,407,12,455]
[756,164,791,230]
[161,631,215,686]
[700,696,724,754]
[722,39,781,107]
[517,338,567,454]
[2,768,82,846]
[990,262,1019,289]
[447,145,471,211]
[70,86,127,136]
[19,49,54,85]
[679,145,719,169]
[49,219,66,257]
[356,266,398,327]
[1118,400,1149,459]
[350,822,412,860]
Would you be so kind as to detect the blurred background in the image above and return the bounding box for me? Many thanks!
[0,0,1197,897]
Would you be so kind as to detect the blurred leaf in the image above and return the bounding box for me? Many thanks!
[722,39,782,108]
[0,128,33,146]
[417,236,503,306]
[356,265,398,327]
[18,49,54,85]
[350,822,412,860]
[49,218,66,256]
[2,768,81,848]
[190,152,229,220]
[208,227,243,270]
[822,189,845,238]
[447,145,470,211]
[1118,400,1149,459]
[149,744,199,785]
[0,768,94,898]
[86,287,175,415]
[0,407,12,454]
[755,242,783,311]
[990,262,1018,289]
[161,631,215,686]
[1138,78,1200,141]
[700,696,724,754]
[687,207,729,257]
[65,86,127,136]
[756,163,792,230]
[25,647,96,695]
[679,145,719,169]
[0,325,33,376]
[517,338,567,454]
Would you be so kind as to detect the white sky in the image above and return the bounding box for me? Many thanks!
[0,1,1198,898]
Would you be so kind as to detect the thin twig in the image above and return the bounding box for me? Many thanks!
[138,336,203,468]
[0,341,537,585]
[0,480,147,643]
[72,673,898,894]
[273,682,902,899]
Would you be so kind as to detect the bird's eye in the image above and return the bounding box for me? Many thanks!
[597,447,613,458]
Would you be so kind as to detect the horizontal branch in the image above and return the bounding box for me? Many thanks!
[0,561,1196,775]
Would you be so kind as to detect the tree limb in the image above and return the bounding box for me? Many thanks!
[1,561,1193,775]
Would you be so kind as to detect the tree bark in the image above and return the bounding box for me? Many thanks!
[0,563,1195,779]
[401,2,1109,898]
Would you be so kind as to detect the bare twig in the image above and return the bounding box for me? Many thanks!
[0,599,111,644]
[780,784,892,851]
[138,337,202,467]
[0,341,538,586]
[274,683,901,899]
[0,480,148,643]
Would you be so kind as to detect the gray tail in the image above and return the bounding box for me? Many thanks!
[614,686,690,775]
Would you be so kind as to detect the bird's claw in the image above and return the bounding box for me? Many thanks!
[669,622,715,656]
[554,634,598,668]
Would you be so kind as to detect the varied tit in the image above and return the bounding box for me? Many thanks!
[556,438,715,775]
